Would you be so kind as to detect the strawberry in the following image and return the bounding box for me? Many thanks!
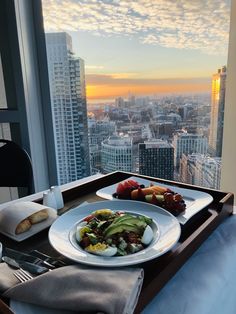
[116,183,125,195]
[127,179,139,189]
[123,181,131,191]
[116,181,132,198]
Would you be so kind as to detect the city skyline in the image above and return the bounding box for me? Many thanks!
[42,0,230,102]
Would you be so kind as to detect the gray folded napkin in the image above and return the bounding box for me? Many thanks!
[0,263,144,314]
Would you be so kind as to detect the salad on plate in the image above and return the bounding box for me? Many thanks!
[75,209,155,257]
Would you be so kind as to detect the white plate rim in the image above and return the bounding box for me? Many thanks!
[48,200,181,267]
[96,176,214,225]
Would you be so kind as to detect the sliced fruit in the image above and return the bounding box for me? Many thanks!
[164,192,174,202]
[145,194,164,205]
[151,185,169,194]
[123,181,131,190]
[131,187,145,200]
[173,193,183,202]
[127,179,140,188]
[116,182,125,195]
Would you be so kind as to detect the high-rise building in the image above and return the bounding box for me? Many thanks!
[88,118,116,174]
[88,118,116,146]
[45,32,90,184]
[179,153,194,184]
[139,139,174,180]
[89,144,101,174]
[101,135,132,173]
[209,66,227,157]
[172,131,208,169]
[179,153,221,189]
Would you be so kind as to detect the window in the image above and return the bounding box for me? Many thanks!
[1,0,236,204]
[41,0,231,191]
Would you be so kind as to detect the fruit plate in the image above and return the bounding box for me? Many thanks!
[96,176,213,225]
[48,200,181,267]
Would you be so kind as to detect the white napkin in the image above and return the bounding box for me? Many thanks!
[3,265,144,314]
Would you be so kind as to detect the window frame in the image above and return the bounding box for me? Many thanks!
[221,0,236,201]
[0,0,58,192]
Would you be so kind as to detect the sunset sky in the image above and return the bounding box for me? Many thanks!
[42,0,231,103]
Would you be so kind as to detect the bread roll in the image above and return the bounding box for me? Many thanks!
[28,209,49,224]
[15,218,31,234]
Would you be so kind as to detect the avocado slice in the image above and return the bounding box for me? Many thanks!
[105,217,146,234]
[113,214,134,224]
[120,217,146,228]
[105,223,140,238]
[112,215,147,227]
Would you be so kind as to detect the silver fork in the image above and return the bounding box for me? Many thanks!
[13,269,33,283]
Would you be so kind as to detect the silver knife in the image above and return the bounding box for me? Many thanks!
[3,247,55,269]
[2,256,49,275]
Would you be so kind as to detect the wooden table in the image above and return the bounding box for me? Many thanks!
[0,171,234,313]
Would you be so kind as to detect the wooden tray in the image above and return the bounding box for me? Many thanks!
[0,171,234,313]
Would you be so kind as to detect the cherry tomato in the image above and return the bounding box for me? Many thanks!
[116,211,125,215]
[83,214,95,222]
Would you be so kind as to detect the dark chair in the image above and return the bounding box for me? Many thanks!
[0,139,33,196]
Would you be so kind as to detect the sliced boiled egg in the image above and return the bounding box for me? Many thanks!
[85,243,117,257]
[75,224,90,242]
[92,209,114,217]
[141,225,154,245]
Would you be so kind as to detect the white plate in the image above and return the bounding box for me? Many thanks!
[49,200,181,267]
[0,209,57,242]
[96,176,213,225]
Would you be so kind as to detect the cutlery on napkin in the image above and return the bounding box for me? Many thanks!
[1,264,144,314]
[3,247,66,269]
[2,256,49,275]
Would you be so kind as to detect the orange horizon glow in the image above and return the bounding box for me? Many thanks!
[86,82,211,100]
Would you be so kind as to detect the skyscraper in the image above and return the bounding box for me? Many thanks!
[45,32,90,184]
[101,135,132,173]
[179,153,221,189]
[139,139,174,180]
[209,66,227,157]
[88,118,116,174]
[172,131,208,169]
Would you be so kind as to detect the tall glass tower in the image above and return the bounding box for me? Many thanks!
[139,140,174,180]
[209,66,227,157]
[45,32,90,184]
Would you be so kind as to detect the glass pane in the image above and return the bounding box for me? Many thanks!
[42,0,231,190]
[0,123,12,140]
[0,187,19,204]
[0,53,7,109]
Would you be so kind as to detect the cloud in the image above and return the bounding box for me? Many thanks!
[86,73,210,86]
[86,74,211,100]
[85,65,104,70]
[42,0,230,55]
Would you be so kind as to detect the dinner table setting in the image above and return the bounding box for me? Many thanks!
[0,171,235,314]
